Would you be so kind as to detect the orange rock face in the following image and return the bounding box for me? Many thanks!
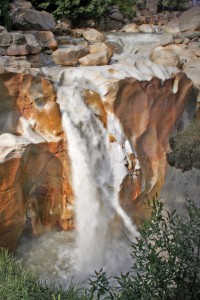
[113,74,193,222]
[0,67,193,250]
[0,71,74,251]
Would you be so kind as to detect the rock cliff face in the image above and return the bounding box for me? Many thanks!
[0,63,193,250]
[0,71,73,251]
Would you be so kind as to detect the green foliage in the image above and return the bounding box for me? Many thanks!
[0,0,11,28]
[159,0,188,10]
[167,120,200,171]
[112,0,136,17]
[88,199,200,299]
[0,250,86,300]
[31,0,112,22]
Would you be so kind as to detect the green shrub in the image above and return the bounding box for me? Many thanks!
[31,0,112,23]
[87,199,200,300]
[167,120,200,171]
[0,250,85,300]
[158,0,188,11]
[0,0,11,28]
[112,0,136,18]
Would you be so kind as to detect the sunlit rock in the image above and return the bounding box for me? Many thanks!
[0,71,74,250]
[83,29,106,43]
[52,45,89,66]
[121,23,140,33]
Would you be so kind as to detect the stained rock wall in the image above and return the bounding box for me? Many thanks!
[0,70,73,251]
[0,63,194,250]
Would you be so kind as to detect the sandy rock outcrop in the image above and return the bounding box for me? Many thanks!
[79,43,113,66]
[0,71,74,251]
[121,23,140,33]
[52,45,89,66]
[25,31,58,50]
[179,6,200,32]
[83,29,106,43]
[164,18,180,34]
[150,44,198,67]
[139,24,163,33]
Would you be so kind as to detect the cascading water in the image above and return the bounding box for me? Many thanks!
[59,86,139,278]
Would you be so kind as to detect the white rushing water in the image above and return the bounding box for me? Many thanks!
[59,86,139,279]
[106,32,162,63]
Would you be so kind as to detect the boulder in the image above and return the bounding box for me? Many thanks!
[27,53,53,68]
[79,51,110,66]
[24,33,42,54]
[79,42,113,66]
[26,31,58,50]
[179,7,200,32]
[164,18,180,33]
[83,29,106,43]
[89,42,113,58]
[159,33,174,46]
[121,23,140,33]
[139,24,163,33]
[10,3,56,31]
[150,45,180,67]
[0,56,31,69]
[183,59,200,87]
[150,44,197,67]
[52,45,89,66]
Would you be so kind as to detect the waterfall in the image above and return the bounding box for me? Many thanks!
[58,87,139,277]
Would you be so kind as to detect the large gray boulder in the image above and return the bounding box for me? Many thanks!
[179,7,200,32]
[10,1,56,31]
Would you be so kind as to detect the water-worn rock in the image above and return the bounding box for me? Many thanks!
[164,18,180,33]
[179,6,200,32]
[83,29,106,43]
[0,71,73,250]
[159,33,174,46]
[0,56,31,69]
[89,42,113,58]
[121,23,140,33]
[150,44,197,67]
[25,31,58,50]
[52,45,89,66]
[79,51,110,66]
[150,46,180,67]
[24,33,42,54]
[10,1,56,31]
[27,53,53,68]
[139,24,163,33]
[78,42,113,67]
